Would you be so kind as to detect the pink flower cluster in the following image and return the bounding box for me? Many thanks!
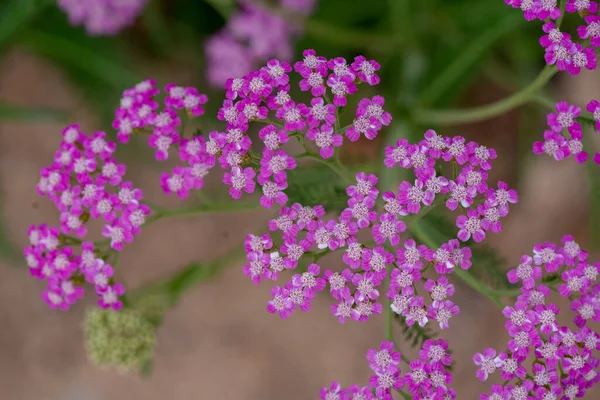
[57,0,148,36]
[243,129,518,331]
[533,100,600,164]
[475,235,600,399]
[320,339,455,400]
[506,0,599,75]
[204,0,318,87]
[112,79,214,198]
[25,125,150,310]
[210,51,385,207]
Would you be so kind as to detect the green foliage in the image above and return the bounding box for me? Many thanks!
[395,314,438,347]
[285,164,349,212]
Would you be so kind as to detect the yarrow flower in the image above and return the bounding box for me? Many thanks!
[204,1,317,87]
[28,124,151,310]
[57,0,148,36]
[475,236,600,398]
[319,340,455,399]
[533,100,599,164]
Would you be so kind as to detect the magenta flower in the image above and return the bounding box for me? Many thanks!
[319,382,344,400]
[534,0,561,20]
[327,74,357,107]
[428,299,459,329]
[347,172,379,201]
[421,129,447,159]
[259,124,289,150]
[547,101,582,134]
[396,239,428,271]
[372,213,406,246]
[566,0,598,12]
[366,340,401,374]
[304,97,336,128]
[357,96,392,128]
[420,339,452,367]
[307,124,344,159]
[223,166,256,199]
[405,360,431,394]
[473,348,503,382]
[352,299,383,323]
[267,286,294,319]
[257,177,288,209]
[503,300,536,334]
[261,59,292,87]
[280,237,311,270]
[424,277,455,305]
[478,202,508,234]
[446,180,476,211]
[398,179,433,214]
[443,136,470,164]
[352,271,382,302]
[539,21,570,49]
[487,181,518,208]
[481,384,509,400]
[456,209,485,242]
[567,44,597,76]
[57,0,148,36]
[292,263,326,293]
[160,167,194,199]
[498,351,527,381]
[578,15,600,47]
[259,149,296,182]
[341,196,377,229]
[507,255,542,289]
[571,296,600,327]
[390,267,420,296]
[362,246,394,277]
[533,130,569,160]
[276,100,306,131]
[295,49,328,76]
[306,220,333,250]
[97,282,126,310]
[368,363,404,396]
[533,242,565,272]
[544,40,577,70]
[346,115,380,142]
[351,55,380,85]
[102,221,133,251]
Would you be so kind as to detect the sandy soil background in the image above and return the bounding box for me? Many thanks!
[1,49,599,399]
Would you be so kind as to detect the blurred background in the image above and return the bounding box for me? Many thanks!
[1,0,600,398]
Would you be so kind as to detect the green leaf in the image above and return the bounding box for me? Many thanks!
[0,102,68,122]
[19,29,139,90]
[396,313,437,347]
[202,0,236,18]
[0,0,52,53]
[286,164,348,212]
[418,12,523,106]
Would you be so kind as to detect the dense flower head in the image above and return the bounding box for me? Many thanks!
[475,236,600,398]
[203,51,392,208]
[57,0,148,36]
[204,1,318,87]
[506,0,600,77]
[533,100,600,164]
[27,124,151,310]
[243,125,516,331]
[320,340,455,399]
[113,80,215,197]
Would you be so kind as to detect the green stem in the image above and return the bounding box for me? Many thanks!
[412,65,558,126]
